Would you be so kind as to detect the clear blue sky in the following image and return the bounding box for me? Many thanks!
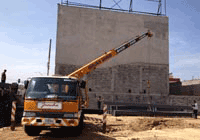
[0,0,199,83]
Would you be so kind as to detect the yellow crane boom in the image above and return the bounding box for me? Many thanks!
[68,30,153,79]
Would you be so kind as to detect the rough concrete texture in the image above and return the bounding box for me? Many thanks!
[57,63,169,109]
[88,93,200,110]
[169,95,200,110]
[170,82,200,96]
[56,63,168,94]
[55,4,169,109]
[55,4,169,67]
[88,93,171,109]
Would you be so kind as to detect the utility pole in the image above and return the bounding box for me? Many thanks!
[99,0,102,9]
[47,39,52,76]
[165,0,166,16]
[129,0,133,12]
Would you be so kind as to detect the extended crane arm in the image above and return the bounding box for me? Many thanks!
[68,30,153,79]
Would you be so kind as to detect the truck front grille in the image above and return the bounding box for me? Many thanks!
[36,112,64,118]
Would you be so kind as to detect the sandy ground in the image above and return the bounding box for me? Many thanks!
[1,115,200,140]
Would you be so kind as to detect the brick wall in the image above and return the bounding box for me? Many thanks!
[87,92,171,109]
[55,63,200,110]
[88,92,200,110]
[168,95,200,109]
[55,62,169,109]
[170,83,200,96]
[169,82,182,95]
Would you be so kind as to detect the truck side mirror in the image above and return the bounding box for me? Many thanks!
[80,80,86,89]
[24,80,29,89]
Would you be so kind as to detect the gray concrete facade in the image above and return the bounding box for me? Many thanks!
[55,4,169,109]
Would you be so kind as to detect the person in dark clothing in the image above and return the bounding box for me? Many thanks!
[24,80,29,89]
[192,100,198,119]
[0,89,5,126]
[1,69,7,83]
[97,96,103,110]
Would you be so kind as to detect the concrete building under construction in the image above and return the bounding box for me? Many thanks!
[55,2,169,109]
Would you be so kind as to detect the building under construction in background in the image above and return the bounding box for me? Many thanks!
[1,1,200,129]
[55,0,169,109]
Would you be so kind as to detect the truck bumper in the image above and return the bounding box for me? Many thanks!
[21,117,79,127]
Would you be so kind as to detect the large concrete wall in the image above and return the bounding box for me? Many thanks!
[55,4,169,109]
[56,5,168,67]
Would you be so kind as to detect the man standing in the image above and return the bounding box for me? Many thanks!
[97,96,104,110]
[192,100,198,119]
[1,69,7,83]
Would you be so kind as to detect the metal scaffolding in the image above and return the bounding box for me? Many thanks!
[61,0,166,16]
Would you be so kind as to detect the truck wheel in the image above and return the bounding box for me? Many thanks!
[80,115,83,128]
[24,126,41,136]
[77,113,84,134]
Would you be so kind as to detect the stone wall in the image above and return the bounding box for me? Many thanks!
[87,92,170,109]
[193,85,200,96]
[169,83,200,96]
[168,95,200,108]
[55,63,200,110]
[55,62,169,109]
[169,82,182,95]
[88,92,200,110]
[56,63,168,94]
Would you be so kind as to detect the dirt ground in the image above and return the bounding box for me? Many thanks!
[1,114,200,140]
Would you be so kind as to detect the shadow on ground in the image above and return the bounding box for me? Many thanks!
[33,122,116,140]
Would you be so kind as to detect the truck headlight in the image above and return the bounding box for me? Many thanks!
[74,113,78,117]
[23,112,36,117]
[63,113,74,118]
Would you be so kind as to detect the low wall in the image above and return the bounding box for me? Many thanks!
[170,83,200,96]
[87,92,200,110]
[168,95,200,107]
[87,92,169,109]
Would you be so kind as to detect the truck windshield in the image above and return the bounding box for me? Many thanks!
[26,77,78,100]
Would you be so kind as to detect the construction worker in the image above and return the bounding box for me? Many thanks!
[192,100,198,119]
[1,69,7,83]
[97,96,104,110]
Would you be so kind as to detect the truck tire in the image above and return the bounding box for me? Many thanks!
[24,126,41,136]
[77,112,84,135]
[79,113,84,128]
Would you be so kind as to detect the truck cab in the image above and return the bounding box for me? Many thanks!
[22,76,84,136]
